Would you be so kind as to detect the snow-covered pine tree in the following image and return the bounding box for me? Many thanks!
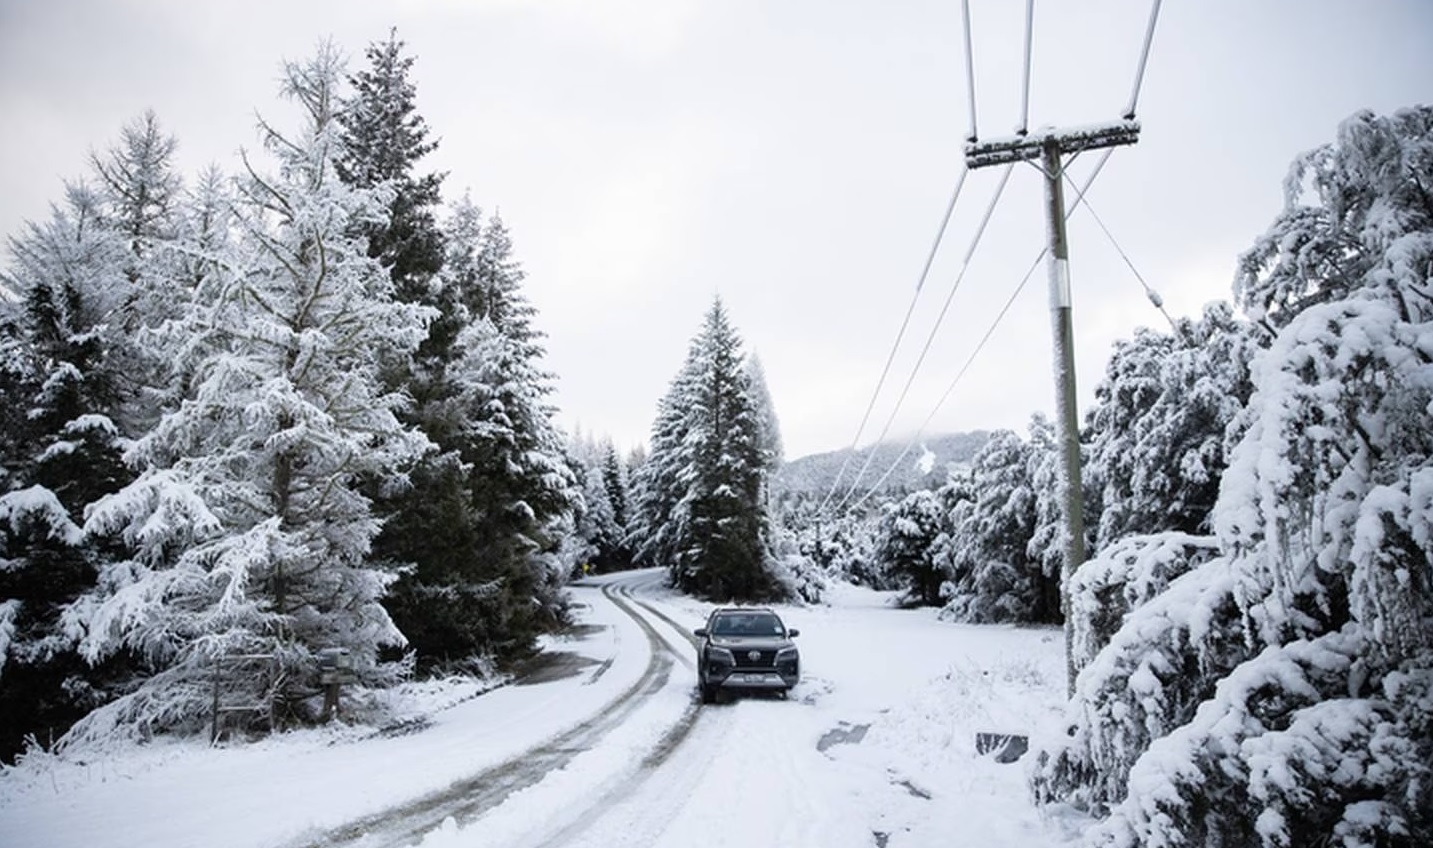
[567,437,631,573]
[0,181,142,760]
[746,354,784,476]
[935,424,1058,622]
[874,486,951,606]
[1083,302,1258,548]
[630,300,781,600]
[336,28,445,314]
[370,191,482,672]
[599,441,634,569]
[1031,106,1433,847]
[628,366,696,571]
[64,43,436,743]
[412,205,578,661]
[672,300,780,600]
[573,459,616,572]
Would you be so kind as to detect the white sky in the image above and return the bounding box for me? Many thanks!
[2,0,1430,459]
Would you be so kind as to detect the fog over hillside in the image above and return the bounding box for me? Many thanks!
[774,431,991,498]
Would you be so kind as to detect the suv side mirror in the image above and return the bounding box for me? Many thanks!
[787,629,800,638]
[694,628,708,638]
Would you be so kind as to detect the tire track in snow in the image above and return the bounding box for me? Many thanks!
[283,578,686,848]
[527,572,718,848]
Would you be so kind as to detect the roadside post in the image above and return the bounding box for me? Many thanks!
[318,647,356,722]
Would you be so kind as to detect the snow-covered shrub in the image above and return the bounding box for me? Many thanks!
[1031,555,1253,814]
[1066,532,1221,673]
[874,488,952,606]
[1084,304,1258,547]
[769,551,827,605]
[938,421,1061,623]
[1031,106,1433,846]
[1095,631,1431,848]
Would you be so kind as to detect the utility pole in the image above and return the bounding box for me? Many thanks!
[965,120,1139,696]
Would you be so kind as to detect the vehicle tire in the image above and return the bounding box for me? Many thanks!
[699,683,716,704]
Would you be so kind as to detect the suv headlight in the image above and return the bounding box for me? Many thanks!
[707,646,735,665]
[776,647,799,662]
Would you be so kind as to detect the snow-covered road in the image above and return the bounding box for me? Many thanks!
[0,570,1081,848]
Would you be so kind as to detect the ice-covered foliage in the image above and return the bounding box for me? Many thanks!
[1032,106,1433,846]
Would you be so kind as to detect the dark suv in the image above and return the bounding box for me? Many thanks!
[693,608,800,703]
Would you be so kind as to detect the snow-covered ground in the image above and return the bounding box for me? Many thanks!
[0,570,1081,848]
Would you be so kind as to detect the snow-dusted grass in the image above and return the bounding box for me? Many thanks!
[0,572,1077,848]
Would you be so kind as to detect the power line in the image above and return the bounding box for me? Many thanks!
[832,163,1015,513]
[841,148,1116,514]
[1019,0,1035,135]
[1123,0,1163,119]
[962,0,979,142]
[849,250,1042,513]
[817,167,972,515]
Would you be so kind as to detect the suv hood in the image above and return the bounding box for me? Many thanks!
[710,635,794,650]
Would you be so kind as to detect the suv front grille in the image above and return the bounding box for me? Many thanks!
[732,649,777,669]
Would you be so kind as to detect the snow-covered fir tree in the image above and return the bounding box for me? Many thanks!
[438,208,578,656]
[568,437,632,573]
[599,441,634,566]
[336,32,492,674]
[630,299,784,601]
[874,486,951,606]
[746,354,784,476]
[0,177,149,759]
[336,28,445,313]
[937,421,1061,623]
[62,44,436,743]
[1031,106,1433,848]
[629,369,694,571]
[1083,302,1259,548]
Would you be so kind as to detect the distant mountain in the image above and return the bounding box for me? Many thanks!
[774,431,991,497]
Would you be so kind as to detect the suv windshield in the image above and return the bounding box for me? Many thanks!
[711,613,784,637]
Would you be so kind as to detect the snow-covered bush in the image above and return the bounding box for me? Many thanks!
[1084,304,1258,547]
[1094,630,1431,848]
[769,551,827,605]
[1031,106,1433,846]
[1030,555,1252,814]
[1066,532,1221,673]
[938,421,1062,623]
[874,488,951,606]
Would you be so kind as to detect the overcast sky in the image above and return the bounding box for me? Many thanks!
[2,0,1430,459]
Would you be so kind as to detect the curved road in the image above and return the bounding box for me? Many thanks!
[289,570,704,848]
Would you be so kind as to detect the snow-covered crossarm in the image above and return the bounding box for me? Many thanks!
[964,119,1141,169]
